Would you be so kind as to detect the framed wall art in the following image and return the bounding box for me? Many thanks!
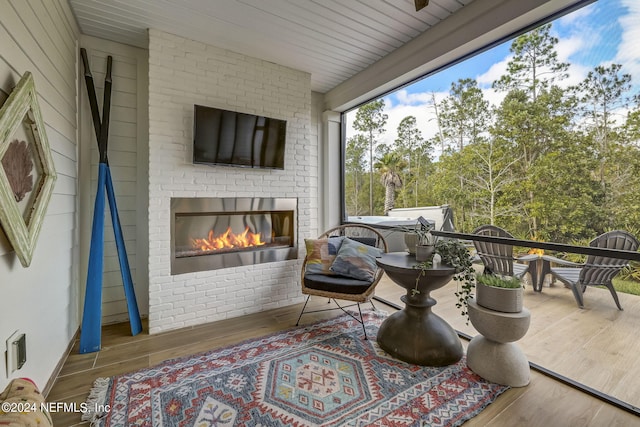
[0,71,57,267]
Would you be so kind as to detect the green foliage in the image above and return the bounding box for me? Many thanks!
[439,78,491,150]
[476,274,523,289]
[353,100,388,215]
[394,116,432,208]
[613,276,640,295]
[618,262,640,282]
[529,135,605,241]
[343,21,640,251]
[492,23,568,99]
[603,141,640,229]
[345,135,368,216]
[428,148,483,232]
[375,152,404,214]
[413,239,476,322]
[442,239,476,323]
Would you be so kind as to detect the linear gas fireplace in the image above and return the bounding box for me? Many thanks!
[170,197,297,275]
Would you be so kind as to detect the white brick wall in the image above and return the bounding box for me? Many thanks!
[147,29,313,334]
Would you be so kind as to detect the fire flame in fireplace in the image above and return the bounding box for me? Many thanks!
[192,226,266,253]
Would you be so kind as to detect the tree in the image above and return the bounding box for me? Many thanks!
[395,116,424,207]
[375,152,404,215]
[605,142,640,230]
[428,149,479,231]
[624,104,640,147]
[490,24,571,236]
[491,87,574,237]
[430,79,492,227]
[345,135,368,215]
[353,100,388,215]
[427,92,448,154]
[573,64,632,190]
[462,140,522,225]
[528,134,604,241]
[492,23,568,102]
[607,94,640,228]
[439,79,491,150]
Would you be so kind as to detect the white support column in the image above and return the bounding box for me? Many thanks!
[321,110,342,232]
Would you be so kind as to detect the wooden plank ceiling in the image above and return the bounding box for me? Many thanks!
[68,0,474,93]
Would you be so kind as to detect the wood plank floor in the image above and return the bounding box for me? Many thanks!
[47,278,640,426]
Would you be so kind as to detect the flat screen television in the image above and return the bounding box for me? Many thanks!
[193,105,287,170]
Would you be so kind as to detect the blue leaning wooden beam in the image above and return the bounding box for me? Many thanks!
[105,167,142,336]
[79,163,107,354]
[79,49,142,353]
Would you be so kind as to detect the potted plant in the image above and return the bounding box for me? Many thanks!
[475,273,523,313]
[396,217,437,261]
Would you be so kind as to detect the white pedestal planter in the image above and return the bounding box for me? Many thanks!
[466,299,531,387]
[476,281,523,313]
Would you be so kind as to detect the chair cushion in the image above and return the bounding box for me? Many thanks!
[304,273,373,295]
[304,236,345,275]
[329,237,382,282]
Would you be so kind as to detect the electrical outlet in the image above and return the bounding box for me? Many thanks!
[5,331,25,376]
[15,334,26,370]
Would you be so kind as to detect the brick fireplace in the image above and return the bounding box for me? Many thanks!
[147,29,315,334]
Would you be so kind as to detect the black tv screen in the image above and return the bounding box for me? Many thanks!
[193,105,287,169]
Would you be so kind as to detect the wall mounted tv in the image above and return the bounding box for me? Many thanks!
[193,105,287,170]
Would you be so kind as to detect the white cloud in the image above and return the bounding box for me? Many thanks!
[556,34,591,89]
[476,56,510,87]
[345,91,449,158]
[395,89,436,106]
[616,0,640,83]
[563,62,591,89]
[382,102,439,146]
[557,3,593,27]
[556,35,584,64]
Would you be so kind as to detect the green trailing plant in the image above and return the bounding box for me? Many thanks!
[411,239,476,322]
[475,273,523,289]
[412,258,432,296]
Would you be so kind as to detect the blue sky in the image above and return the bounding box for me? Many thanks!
[346,0,640,154]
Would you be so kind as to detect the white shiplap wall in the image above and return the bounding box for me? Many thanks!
[0,0,79,391]
[78,36,149,326]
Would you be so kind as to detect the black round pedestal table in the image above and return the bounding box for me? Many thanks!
[375,252,463,366]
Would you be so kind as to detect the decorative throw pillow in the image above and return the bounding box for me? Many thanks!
[304,236,346,275]
[330,237,382,282]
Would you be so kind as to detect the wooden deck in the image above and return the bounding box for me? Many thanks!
[46,276,640,426]
[375,272,640,414]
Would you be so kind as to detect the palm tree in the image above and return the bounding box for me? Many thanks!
[375,152,404,215]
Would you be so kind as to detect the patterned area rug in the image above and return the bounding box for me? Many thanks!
[83,312,508,426]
